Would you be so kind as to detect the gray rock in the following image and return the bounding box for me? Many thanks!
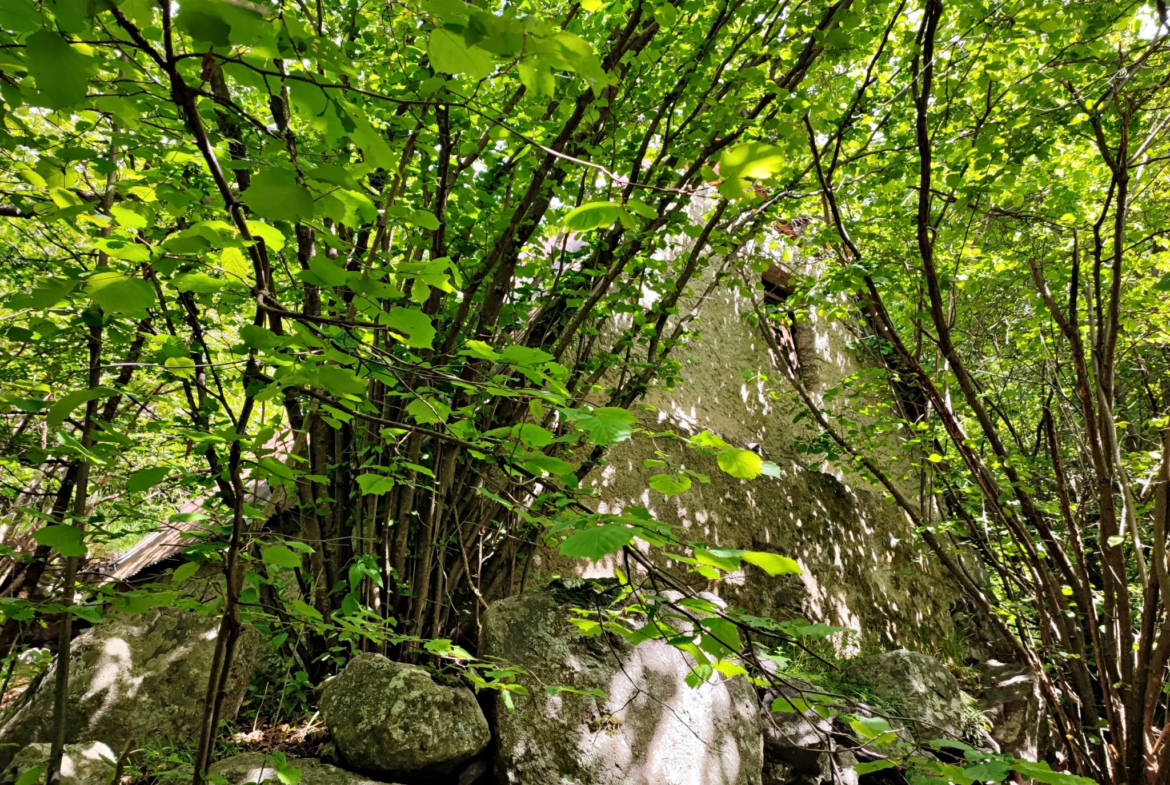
[979,660,1046,760]
[208,753,402,785]
[0,742,116,785]
[319,653,490,780]
[480,588,763,785]
[0,606,260,769]
[843,649,964,739]
[760,681,860,785]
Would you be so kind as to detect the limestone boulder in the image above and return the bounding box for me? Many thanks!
[480,586,763,785]
[0,606,260,769]
[978,660,1046,760]
[319,653,490,781]
[843,650,964,739]
[0,742,115,785]
[209,753,403,785]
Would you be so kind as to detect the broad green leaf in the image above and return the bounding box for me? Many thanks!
[47,386,116,426]
[648,473,691,497]
[262,545,302,570]
[743,551,802,576]
[574,407,636,445]
[242,167,315,223]
[127,466,170,493]
[512,423,554,447]
[406,397,452,424]
[717,448,763,479]
[559,524,633,560]
[173,273,225,294]
[356,473,396,495]
[33,525,86,557]
[305,365,368,397]
[0,0,40,33]
[110,204,147,229]
[409,210,441,231]
[429,27,494,79]
[717,142,786,198]
[247,221,286,252]
[1013,762,1097,785]
[172,561,201,583]
[652,4,679,27]
[383,308,436,349]
[165,357,196,379]
[521,454,573,475]
[85,273,156,316]
[24,279,75,309]
[14,765,45,785]
[25,30,96,111]
[563,201,628,231]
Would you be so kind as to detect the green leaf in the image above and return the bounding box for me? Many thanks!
[849,715,894,742]
[47,386,116,426]
[717,142,786,198]
[14,765,45,785]
[563,201,628,231]
[276,766,302,785]
[512,423,554,448]
[86,273,156,317]
[263,545,302,570]
[409,210,441,230]
[172,561,201,583]
[652,4,679,27]
[520,454,573,475]
[771,696,811,713]
[25,279,76,309]
[173,273,225,294]
[110,204,147,229]
[247,221,286,252]
[717,448,763,479]
[0,0,41,33]
[356,473,396,495]
[165,357,196,379]
[429,27,494,79]
[33,525,86,557]
[964,762,1012,782]
[648,473,691,498]
[25,30,96,111]
[743,551,802,576]
[242,167,315,223]
[1013,762,1097,785]
[128,466,171,493]
[406,397,452,425]
[559,524,634,560]
[855,761,897,776]
[574,407,636,445]
[383,307,436,349]
[305,365,368,397]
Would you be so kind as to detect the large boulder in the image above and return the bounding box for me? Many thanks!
[480,586,763,785]
[209,753,403,785]
[0,606,260,769]
[0,742,115,785]
[843,650,964,739]
[319,653,490,781]
[978,660,1046,760]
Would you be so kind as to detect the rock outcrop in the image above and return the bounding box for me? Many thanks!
[0,742,115,785]
[0,606,260,769]
[843,649,965,739]
[319,653,490,781]
[480,586,763,785]
[209,753,404,785]
[978,660,1046,759]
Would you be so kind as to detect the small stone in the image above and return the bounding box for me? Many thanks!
[209,753,403,785]
[319,653,490,779]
